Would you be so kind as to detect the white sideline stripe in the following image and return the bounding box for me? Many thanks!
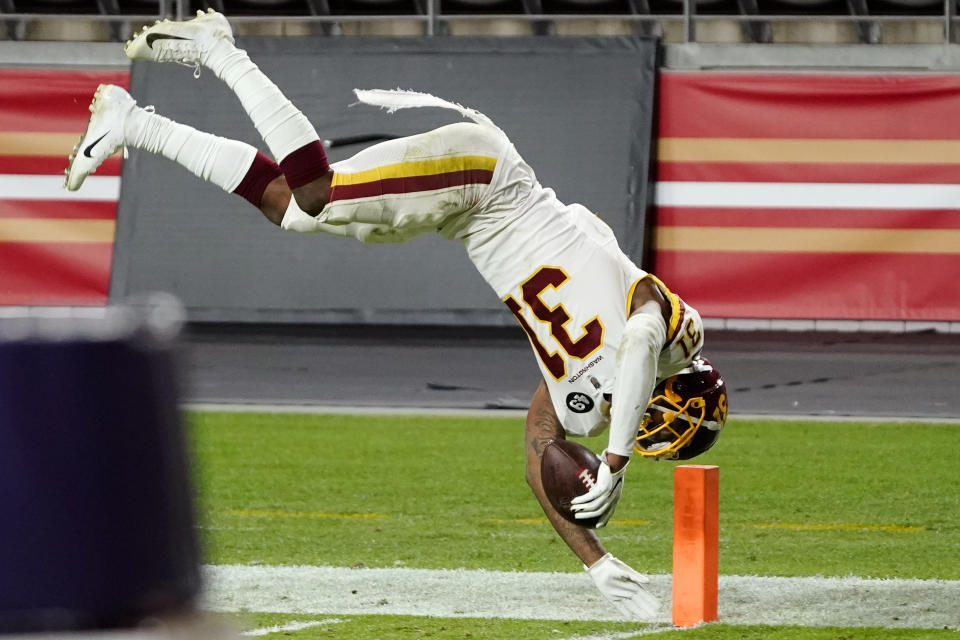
[201,565,960,630]
[182,403,960,424]
[655,181,960,209]
[701,317,960,335]
[558,628,674,639]
[736,414,960,425]
[241,618,344,636]
[184,402,527,418]
[0,175,120,201]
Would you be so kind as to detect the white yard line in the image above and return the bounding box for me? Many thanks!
[557,628,675,640]
[241,618,344,636]
[202,565,960,630]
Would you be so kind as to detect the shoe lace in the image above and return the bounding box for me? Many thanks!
[155,43,204,78]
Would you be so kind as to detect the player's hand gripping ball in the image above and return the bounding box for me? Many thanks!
[540,439,603,529]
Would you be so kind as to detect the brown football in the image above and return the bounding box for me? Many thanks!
[540,439,602,529]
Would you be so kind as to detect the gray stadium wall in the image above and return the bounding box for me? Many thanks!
[109,37,660,325]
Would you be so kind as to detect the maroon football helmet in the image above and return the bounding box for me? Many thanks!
[634,356,728,460]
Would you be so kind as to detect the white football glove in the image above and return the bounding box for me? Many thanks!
[570,451,627,528]
[586,553,660,619]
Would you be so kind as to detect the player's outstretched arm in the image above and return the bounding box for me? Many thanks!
[524,381,660,620]
[524,381,607,568]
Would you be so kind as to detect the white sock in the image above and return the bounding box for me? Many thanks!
[125,106,256,193]
[203,39,319,162]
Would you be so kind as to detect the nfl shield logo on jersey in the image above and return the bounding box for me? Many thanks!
[566,392,594,413]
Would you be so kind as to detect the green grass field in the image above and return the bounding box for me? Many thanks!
[187,411,960,639]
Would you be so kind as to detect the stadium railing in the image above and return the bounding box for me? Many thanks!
[0,0,957,46]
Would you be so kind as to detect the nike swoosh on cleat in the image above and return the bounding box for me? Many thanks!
[146,33,192,49]
[82,132,109,158]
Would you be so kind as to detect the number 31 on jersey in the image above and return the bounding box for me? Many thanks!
[503,266,603,380]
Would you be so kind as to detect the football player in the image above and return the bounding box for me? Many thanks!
[65,11,727,620]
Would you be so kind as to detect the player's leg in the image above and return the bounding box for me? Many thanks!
[124,11,331,215]
[65,84,291,226]
[319,122,504,231]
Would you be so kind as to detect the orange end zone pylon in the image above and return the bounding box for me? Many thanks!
[672,464,719,627]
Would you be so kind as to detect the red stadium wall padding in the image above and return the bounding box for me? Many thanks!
[0,69,129,306]
[654,72,960,322]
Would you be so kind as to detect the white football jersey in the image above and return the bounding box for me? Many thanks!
[281,117,701,436]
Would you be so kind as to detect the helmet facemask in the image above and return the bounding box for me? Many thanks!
[633,356,727,461]
[634,380,707,460]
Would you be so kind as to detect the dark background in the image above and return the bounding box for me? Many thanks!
[179,325,960,420]
[112,37,658,325]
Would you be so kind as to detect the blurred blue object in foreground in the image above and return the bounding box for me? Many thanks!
[0,294,201,633]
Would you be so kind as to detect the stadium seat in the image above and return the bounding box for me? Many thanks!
[544,0,661,35]
[654,0,772,41]
[0,0,16,39]
[4,0,114,39]
[7,0,101,14]
[441,0,527,13]
[870,0,942,13]
[117,0,174,13]
[441,0,541,35]
[188,0,226,13]
[3,0,172,39]
[759,0,880,42]
[336,0,427,33]
[225,0,313,16]
[336,0,425,14]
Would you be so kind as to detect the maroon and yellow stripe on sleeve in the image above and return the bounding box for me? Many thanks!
[328,155,497,203]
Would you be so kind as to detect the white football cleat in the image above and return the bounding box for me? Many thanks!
[124,9,233,75]
[64,84,136,192]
